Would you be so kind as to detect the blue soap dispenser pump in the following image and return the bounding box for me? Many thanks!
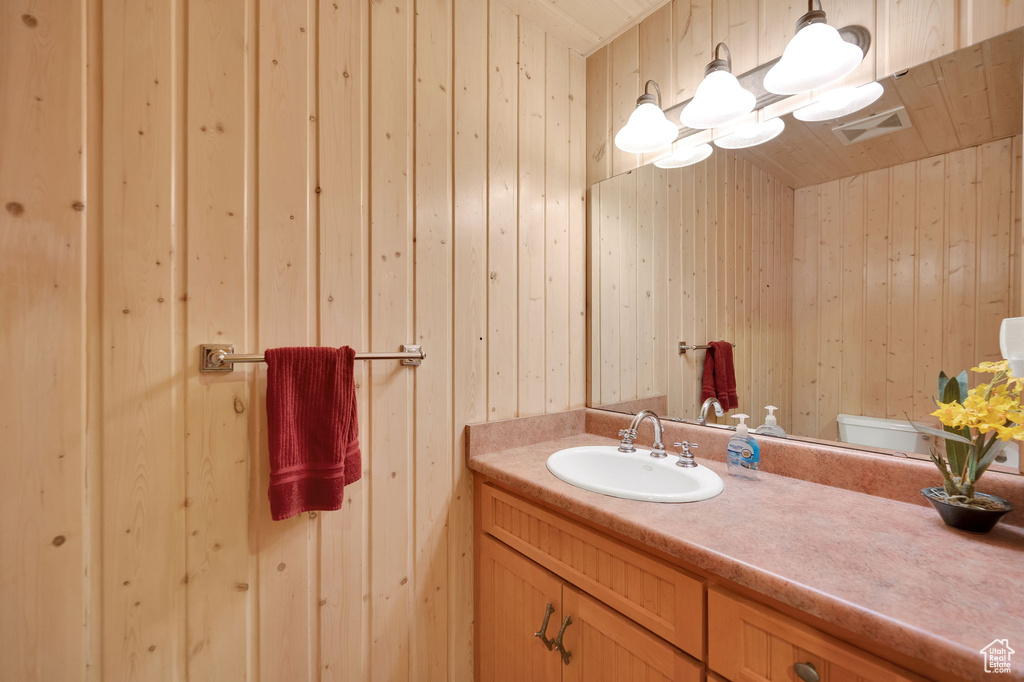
[727,414,760,479]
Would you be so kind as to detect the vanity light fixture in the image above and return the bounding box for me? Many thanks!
[613,79,679,154]
[653,142,713,169]
[793,81,884,121]
[713,117,786,149]
[762,0,865,95]
[679,43,756,130]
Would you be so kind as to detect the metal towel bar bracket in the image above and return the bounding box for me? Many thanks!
[679,341,736,355]
[200,344,426,372]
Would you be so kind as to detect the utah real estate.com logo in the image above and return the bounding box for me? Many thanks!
[980,639,1015,674]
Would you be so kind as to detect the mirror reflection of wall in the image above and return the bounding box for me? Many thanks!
[587,28,1023,471]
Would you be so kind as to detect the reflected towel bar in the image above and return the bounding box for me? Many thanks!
[200,344,425,372]
[679,341,736,355]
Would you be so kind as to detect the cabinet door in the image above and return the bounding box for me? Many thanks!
[708,587,921,681]
[560,586,702,682]
[478,535,562,682]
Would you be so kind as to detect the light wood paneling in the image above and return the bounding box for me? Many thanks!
[792,139,1022,439]
[1,3,88,679]
[590,154,794,427]
[1,0,587,680]
[587,0,1024,185]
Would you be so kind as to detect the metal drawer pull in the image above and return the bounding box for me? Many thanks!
[533,603,555,650]
[553,615,573,665]
[793,662,820,682]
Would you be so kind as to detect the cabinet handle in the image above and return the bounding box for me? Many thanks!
[553,615,573,665]
[533,603,555,650]
[793,662,820,682]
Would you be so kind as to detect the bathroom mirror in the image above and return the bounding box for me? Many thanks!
[588,28,1024,474]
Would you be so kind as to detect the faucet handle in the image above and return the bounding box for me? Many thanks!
[672,442,699,468]
[618,428,637,440]
[617,429,638,453]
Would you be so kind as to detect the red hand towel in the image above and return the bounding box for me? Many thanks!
[700,342,738,411]
[265,346,361,521]
[715,341,738,410]
[700,347,718,407]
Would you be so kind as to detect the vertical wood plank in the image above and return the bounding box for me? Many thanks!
[839,174,865,422]
[600,176,621,405]
[792,187,819,436]
[545,37,571,413]
[881,0,957,75]
[569,51,589,408]
[1,2,88,679]
[102,0,187,678]
[452,0,488,675]
[369,0,415,677]
[589,184,603,406]
[256,1,317,679]
[863,169,891,418]
[713,0,759,74]
[889,161,918,420]
[639,3,673,166]
[620,172,639,401]
[610,26,640,176]
[413,0,453,677]
[185,1,251,679]
[519,17,547,417]
[636,167,655,399]
[488,0,519,419]
[977,138,1014,362]
[671,166,690,417]
[586,46,611,186]
[915,156,945,419]
[673,0,713,104]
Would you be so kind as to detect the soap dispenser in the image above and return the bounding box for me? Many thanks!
[754,405,787,438]
[727,414,760,479]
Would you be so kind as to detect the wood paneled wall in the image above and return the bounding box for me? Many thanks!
[1,0,585,680]
[586,0,1024,186]
[792,137,1023,441]
[589,151,794,428]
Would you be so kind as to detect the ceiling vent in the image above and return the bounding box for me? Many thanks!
[831,106,913,145]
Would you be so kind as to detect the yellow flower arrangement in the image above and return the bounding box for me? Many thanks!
[912,361,1018,508]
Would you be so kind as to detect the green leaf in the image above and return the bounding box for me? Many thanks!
[976,437,1009,480]
[910,421,975,445]
[937,371,949,400]
[941,374,962,404]
[957,370,969,401]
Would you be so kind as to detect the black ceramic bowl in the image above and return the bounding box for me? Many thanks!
[921,487,1014,534]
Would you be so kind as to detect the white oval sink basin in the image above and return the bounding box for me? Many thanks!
[546,446,724,503]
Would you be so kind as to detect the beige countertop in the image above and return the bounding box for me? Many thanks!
[468,430,1024,682]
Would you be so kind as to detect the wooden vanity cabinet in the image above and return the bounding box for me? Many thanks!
[478,535,701,682]
[477,481,925,682]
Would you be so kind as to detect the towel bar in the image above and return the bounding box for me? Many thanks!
[678,341,736,355]
[200,344,425,372]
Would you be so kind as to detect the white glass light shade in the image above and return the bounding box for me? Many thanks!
[653,143,713,169]
[713,118,785,149]
[679,71,756,130]
[793,81,884,121]
[614,102,679,154]
[763,22,863,95]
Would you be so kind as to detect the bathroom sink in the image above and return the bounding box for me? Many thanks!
[546,446,724,503]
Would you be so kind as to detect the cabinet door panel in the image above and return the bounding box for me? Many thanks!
[561,586,702,682]
[708,587,921,681]
[478,535,562,682]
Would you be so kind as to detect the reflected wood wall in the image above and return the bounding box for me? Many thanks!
[792,137,1023,441]
[589,151,794,429]
[0,0,586,679]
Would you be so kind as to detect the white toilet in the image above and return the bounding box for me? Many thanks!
[836,413,1020,470]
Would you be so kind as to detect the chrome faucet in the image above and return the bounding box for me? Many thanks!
[697,397,725,426]
[617,410,668,458]
[672,441,699,468]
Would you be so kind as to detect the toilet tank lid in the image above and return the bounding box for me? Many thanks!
[836,413,927,433]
